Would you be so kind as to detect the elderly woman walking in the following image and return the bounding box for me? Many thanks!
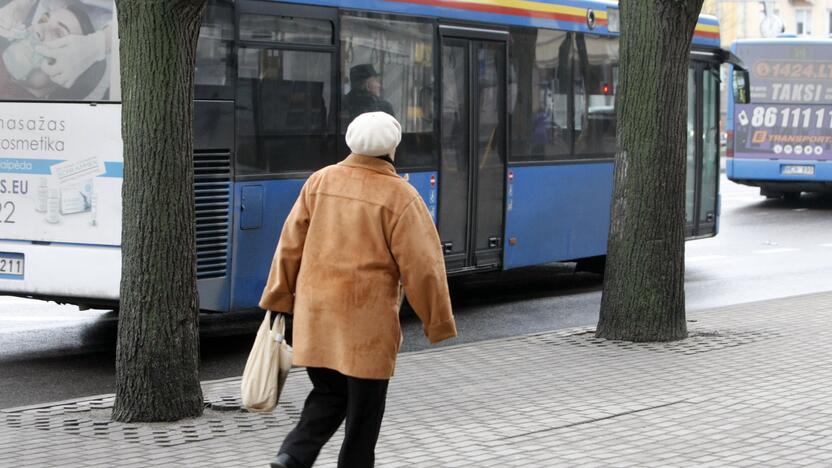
[260,112,457,468]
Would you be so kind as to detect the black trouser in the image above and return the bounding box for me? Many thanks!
[279,367,389,468]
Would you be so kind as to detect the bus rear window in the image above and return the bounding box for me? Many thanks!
[737,43,832,104]
[0,0,119,102]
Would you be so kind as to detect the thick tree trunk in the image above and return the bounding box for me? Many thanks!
[596,0,704,342]
[113,0,206,422]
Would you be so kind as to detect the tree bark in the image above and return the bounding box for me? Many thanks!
[113,0,206,422]
[596,0,704,342]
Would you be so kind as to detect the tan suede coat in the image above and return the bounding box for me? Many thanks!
[259,155,457,379]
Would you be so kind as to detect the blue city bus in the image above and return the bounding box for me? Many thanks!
[0,0,728,312]
[727,38,832,199]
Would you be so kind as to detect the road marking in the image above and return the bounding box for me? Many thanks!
[793,208,808,212]
[752,248,799,254]
[721,195,755,199]
[686,255,728,262]
[721,194,758,200]
[0,297,40,305]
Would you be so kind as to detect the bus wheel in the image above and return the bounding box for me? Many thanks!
[783,192,801,201]
[576,255,606,275]
[760,188,783,199]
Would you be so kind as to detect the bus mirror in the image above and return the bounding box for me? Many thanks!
[733,68,750,104]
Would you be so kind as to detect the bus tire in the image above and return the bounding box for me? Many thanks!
[760,188,783,199]
[575,255,606,275]
[783,192,800,201]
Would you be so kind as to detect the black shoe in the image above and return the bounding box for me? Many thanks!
[270,452,302,468]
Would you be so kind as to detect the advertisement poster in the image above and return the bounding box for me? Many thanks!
[734,103,832,160]
[734,43,832,160]
[0,0,119,101]
[0,102,123,245]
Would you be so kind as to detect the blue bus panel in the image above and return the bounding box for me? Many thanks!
[504,163,613,269]
[399,171,438,222]
[230,179,303,311]
[727,159,832,183]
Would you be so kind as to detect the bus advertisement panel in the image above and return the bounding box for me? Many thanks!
[733,43,832,162]
[0,102,122,246]
[734,103,832,160]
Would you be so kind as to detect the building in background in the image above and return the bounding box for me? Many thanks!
[704,0,832,47]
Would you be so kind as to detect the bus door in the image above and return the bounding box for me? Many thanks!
[686,61,720,238]
[438,27,507,273]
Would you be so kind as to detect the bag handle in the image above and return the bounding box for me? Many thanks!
[269,311,286,343]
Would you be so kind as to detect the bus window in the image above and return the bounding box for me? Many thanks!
[235,7,336,176]
[340,13,436,170]
[239,14,332,45]
[195,0,234,96]
[509,27,571,162]
[236,47,335,175]
[574,34,618,157]
[731,68,749,104]
[0,0,118,101]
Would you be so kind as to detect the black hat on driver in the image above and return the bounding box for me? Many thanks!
[350,64,379,85]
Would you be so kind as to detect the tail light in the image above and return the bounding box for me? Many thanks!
[726,130,734,158]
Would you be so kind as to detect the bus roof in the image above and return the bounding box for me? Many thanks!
[733,37,832,47]
[283,0,720,47]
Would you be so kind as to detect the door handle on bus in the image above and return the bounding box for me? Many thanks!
[443,242,453,254]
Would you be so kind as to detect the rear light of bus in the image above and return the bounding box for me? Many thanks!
[726,130,734,158]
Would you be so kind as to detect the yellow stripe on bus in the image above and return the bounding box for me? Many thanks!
[442,0,607,19]
[695,23,720,33]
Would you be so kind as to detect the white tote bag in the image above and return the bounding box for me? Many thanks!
[241,312,293,412]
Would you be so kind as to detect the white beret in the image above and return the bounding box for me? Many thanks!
[345,112,402,159]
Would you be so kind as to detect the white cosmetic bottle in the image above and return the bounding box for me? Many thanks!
[46,189,60,224]
[36,177,48,213]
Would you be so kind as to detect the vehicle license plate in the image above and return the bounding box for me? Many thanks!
[0,253,24,277]
[781,165,815,176]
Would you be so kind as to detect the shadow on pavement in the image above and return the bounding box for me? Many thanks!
[735,192,832,213]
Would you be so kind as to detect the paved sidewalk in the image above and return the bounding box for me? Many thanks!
[2,292,832,467]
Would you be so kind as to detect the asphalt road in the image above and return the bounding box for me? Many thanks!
[2,175,831,409]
